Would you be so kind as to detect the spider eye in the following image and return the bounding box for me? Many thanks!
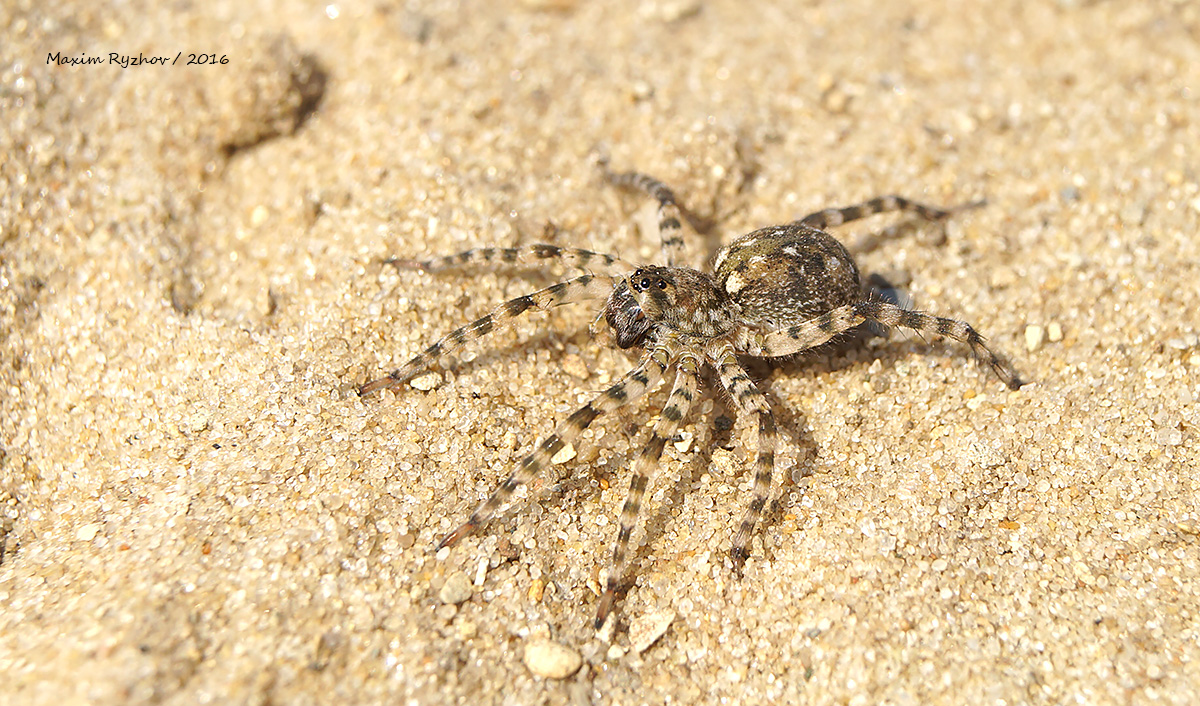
[639,277,651,290]
[656,279,667,290]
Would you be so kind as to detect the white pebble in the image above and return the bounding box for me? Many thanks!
[409,372,443,391]
[1156,428,1182,446]
[438,571,473,605]
[1024,324,1045,352]
[562,354,589,380]
[1047,322,1063,342]
[474,556,489,586]
[551,443,576,465]
[523,639,582,679]
[75,523,100,542]
[630,608,676,654]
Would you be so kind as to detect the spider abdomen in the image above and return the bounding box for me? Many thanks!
[712,224,862,330]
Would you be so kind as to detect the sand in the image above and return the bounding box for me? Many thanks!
[2,0,1199,703]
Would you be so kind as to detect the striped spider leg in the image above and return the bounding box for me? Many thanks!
[793,194,984,231]
[361,271,616,396]
[436,345,672,550]
[596,351,702,628]
[384,243,633,274]
[739,300,1023,390]
[599,159,686,267]
[710,347,779,566]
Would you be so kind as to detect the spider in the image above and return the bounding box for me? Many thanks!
[360,163,1023,629]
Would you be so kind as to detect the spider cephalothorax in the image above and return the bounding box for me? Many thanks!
[360,166,1022,628]
[604,265,739,348]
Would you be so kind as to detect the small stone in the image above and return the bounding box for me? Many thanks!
[673,431,693,453]
[629,608,676,654]
[523,639,582,679]
[1024,324,1045,352]
[952,110,978,134]
[1156,428,1182,446]
[75,523,100,542]
[1047,322,1063,342]
[409,371,443,391]
[630,80,654,102]
[657,0,701,22]
[562,354,589,379]
[989,267,1018,290]
[822,86,850,114]
[521,0,579,9]
[438,571,473,605]
[551,443,576,465]
[250,204,269,227]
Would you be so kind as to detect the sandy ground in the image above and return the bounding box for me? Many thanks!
[3,0,1199,703]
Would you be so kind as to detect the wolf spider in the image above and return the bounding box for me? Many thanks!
[360,164,1022,628]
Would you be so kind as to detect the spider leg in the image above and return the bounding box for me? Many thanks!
[437,347,672,549]
[600,163,686,267]
[745,301,1023,389]
[596,354,701,629]
[712,349,778,568]
[386,244,631,274]
[360,274,614,396]
[794,195,984,231]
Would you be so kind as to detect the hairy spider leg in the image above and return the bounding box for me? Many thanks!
[359,274,614,396]
[437,347,672,549]
[712,348,779,566]
[386,243,632,274]
[601,165,687,267]
[596,355,702,628]
[744,301,1023,390]
[794,194,985,231]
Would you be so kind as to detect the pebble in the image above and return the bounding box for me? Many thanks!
[630,80,654,102]
[438,571,473,605]
[523,639,583,679]
[562,354,589,379]
[551,442,576,465]
[410,372,443,391]
[655,0,701,22]
[75,523,100,542]
[521,0,579,9]
[1024,324,1045,352]
[1047,322,1063,342]
[630,608,676,654]
[474,556,489,586]
[822,86,850,114]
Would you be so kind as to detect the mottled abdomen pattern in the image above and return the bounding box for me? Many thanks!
[713,224,862,330]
